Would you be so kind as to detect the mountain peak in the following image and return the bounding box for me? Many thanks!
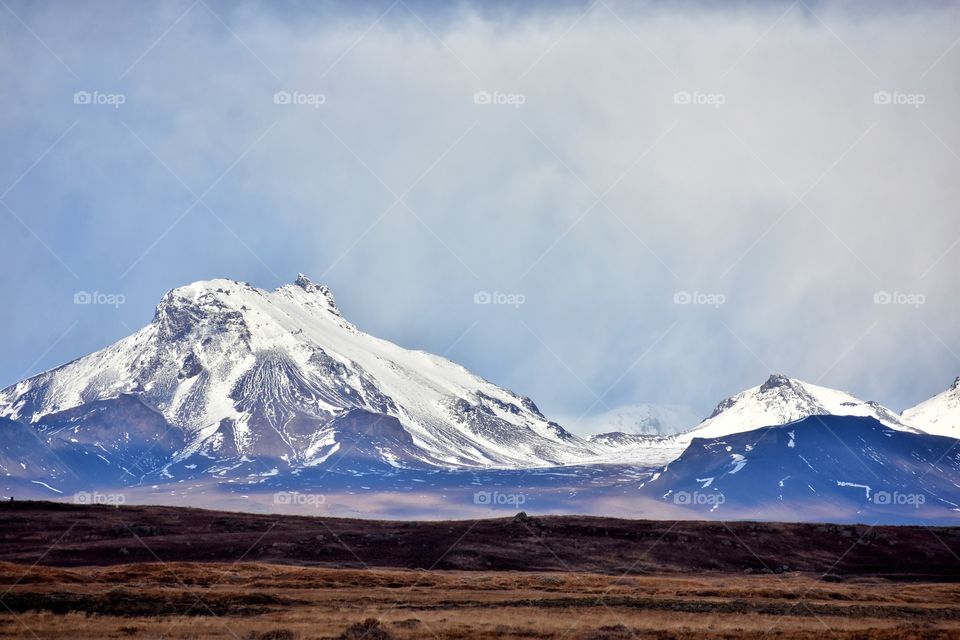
[694,374,916,441]
[902,376,960,438]
[290,273,340,316]
[294,272,316,290]
[759,373,794,392]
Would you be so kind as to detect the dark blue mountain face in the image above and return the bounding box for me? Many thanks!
[0,416,73,484]
[639,415,960,524]
[33,394,187,486]
[0,395,185,496]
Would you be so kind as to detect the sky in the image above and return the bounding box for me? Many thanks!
[1,0,958,435]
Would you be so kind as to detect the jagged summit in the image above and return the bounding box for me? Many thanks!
[759,373,792,392]
[294,273,314,289]
[291,273,340,316]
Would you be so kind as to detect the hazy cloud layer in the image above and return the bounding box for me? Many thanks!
[1,0,958,434]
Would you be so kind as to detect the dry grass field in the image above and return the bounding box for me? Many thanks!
[1,562,960,639]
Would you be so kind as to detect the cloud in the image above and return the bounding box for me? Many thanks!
[1,0,958,432]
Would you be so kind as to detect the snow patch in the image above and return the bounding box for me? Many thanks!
[836,481,872,499]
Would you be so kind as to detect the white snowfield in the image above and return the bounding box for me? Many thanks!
[903,377,960,438]
[0,276,599,469]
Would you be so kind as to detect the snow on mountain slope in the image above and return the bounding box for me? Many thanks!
[903,377,960,438]
[586,432,685,467]
[0,275,597,473]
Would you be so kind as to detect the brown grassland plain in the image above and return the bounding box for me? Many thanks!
[1,562,960,639]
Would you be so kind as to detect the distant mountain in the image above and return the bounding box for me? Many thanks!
[590,374,918,464]
[686,374,918,439]
[588,432,657,447]
[903,377,960,438]
[0,276,601,492]
[639,415,960,524]
[572,404,699,436]
[576,374,922,468]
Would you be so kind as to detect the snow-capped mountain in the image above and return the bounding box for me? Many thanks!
[571,403,698,436]
[686,374,918,440]
[588,374,920,465]
[903,377,960,438]
[588,432,657,447]
[639,415,960,524]
[0,275,599,485]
